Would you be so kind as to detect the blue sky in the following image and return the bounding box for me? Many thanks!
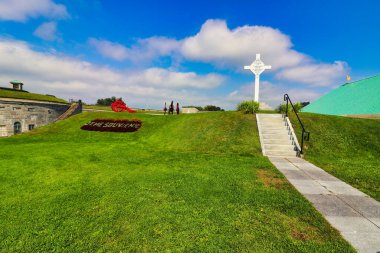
[0,0,379,109]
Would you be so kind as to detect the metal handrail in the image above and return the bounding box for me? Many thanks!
[283,94,310,154]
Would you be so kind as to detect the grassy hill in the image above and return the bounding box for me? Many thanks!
[83,105,161,113]
[291,113,380,200]
[0,89,68,103]
[0,112,354,252]
[83,105,112,111]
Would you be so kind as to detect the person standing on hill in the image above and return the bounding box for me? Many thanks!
[176,102,180,115]
[169,101,174,115]
[163,102,167,115]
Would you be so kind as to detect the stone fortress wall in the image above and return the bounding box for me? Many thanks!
[0,97,81,137]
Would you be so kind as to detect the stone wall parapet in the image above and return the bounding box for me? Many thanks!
[0,98,76,137]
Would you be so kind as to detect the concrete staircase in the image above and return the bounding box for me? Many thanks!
[56,102,80,121]
[256,113,300,157]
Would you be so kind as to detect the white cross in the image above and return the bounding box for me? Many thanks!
[244,54,271,102]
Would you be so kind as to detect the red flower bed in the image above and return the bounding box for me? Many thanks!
[80,118,142,132]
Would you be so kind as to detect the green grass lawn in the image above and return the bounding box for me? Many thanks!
[83,105,113,111]
[0,112,354,252]
[291,113,380,200]
[0,89,68,103]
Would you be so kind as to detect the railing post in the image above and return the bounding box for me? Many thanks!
[285,95,289,118]
[283,93,309,156]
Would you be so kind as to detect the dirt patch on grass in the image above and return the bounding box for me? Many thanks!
[256,169,287,189]
[286,216,322,243]
[291,226,315,241]
[270,211,326,243]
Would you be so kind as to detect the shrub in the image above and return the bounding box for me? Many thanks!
[276,103,287,113]
[276,102,303,113]
[96,96,121,106]
[203,105,223,111]
[292,102,303,113]
[237,100,260,114]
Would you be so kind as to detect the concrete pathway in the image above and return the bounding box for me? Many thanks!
[269,156,380,253]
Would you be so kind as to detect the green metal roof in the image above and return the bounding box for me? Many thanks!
[10,80,23,84]
[302,75,380,116]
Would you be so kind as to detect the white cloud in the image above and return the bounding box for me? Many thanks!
[0,39,225,108]
[88,38,129,61]
[33,21,58,41]
[89,19,305,68]
[181,19,305,70]
[92,19,348,87]
[0,0,68,22]
[89,37,180,62]
[179,19,349,86]
[125,68,224,89]
[126,37,181,62]
[276,61,348,86]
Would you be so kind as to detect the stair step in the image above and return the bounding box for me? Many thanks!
[264,144,296,151]
[260,123,286,127]
[260,126,287,131]
[261,129,291,134]
[257,114,283,118]
[260,122,285,126]
[265,150,298,157]
[259,118,284,122]
[259,115,284,118]
[262,133,292,139]
[259,123,283,126]
[262,139,294,145]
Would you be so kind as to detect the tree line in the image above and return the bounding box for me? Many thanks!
[96,96,122,106]
[182,105,224,111]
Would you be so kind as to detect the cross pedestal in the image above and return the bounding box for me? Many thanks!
[244,54,271,103]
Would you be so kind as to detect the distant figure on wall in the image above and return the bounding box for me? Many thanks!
[163,102,167,115]
[176,103,180,115]
[169,101,174,115]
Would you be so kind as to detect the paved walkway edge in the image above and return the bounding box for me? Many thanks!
[268,156,380,253]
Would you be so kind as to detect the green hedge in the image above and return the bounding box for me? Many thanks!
[276,102,302,113]
[237,100,260,114]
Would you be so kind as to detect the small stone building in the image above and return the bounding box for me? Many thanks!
[181,107,199,114]
[10,80,24,91]
[0,81,82,137]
